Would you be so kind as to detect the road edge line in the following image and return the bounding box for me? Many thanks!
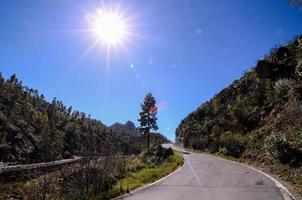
[112,158,185,200]
[173,144,296,200]
[244,164,295,200]
[204,154,296,200]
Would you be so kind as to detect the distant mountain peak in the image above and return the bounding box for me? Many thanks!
[110,120,139,135]
[125,121,135,128]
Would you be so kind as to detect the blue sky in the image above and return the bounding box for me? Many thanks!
[0,0,302,141]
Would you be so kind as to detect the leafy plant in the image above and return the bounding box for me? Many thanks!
[265,134,293,164]
[220,132,246,158]
[264,79,276,105]
[274,78,294,99]
[296,62,302,78]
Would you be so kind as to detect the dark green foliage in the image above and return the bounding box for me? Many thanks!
[0,74,169,163]
[18,157,126,200]
[208,139,220,153]
[296,62,302,78]
[246,126,271,150]
[274,78,294,100]
[118,132,170,152]
[264,79,276,105]
[191,135,209,150]
[265,134,293,164]
[138,93,158,148]
[142,145,173,166]
[176,35,302,164]
[138,93,158,131]
[220,132,246,158]
[60,158,126,199]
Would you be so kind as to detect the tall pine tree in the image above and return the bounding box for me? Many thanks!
[138,92,158,149]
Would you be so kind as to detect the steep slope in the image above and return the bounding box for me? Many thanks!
[176,36,302,194]
[0,74,168,164]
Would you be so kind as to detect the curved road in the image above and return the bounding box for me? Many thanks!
[117,145,284,200]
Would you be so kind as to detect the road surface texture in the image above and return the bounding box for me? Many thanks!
[117,145,284,200]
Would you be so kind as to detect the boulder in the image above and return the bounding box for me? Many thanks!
[255,60,273,79]
[275,47,291,61]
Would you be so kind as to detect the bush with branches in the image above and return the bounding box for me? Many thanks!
[220,132,246,158]
[265,134,293,164]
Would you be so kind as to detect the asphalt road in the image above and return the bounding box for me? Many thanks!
[117,144,284,200]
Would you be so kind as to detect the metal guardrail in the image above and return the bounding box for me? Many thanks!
[0,155,130,182]
[0,158,80,172]
[0,157,81,182]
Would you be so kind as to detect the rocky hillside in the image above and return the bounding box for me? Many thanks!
[109,121,140,136]
[176,36,302,194]
[0,74,168,164]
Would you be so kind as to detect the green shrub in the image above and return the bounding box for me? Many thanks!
[264,80,276,105]
[274,78,294,99]
[296,62,302,78]
[190,135,209,150]
[0,131,6,144]
[143,145,173,166]
[246,126,271,150]
[265,134,293,164]
[220,132,245,158]
[296,131,302,148]
[208,139,220,153]
[62,151,71,159]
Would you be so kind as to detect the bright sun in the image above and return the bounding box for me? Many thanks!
[92,9,127,45]
[83,7,133,61]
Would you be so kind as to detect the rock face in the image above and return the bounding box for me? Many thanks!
[109,121,139,136]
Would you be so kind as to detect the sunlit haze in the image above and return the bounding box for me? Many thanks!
[1,1,302,141]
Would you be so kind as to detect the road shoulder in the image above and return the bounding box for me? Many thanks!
[112,153,185,200]
[172,144,298,200]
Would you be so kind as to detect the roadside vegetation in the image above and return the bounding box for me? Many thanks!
[0,73,169,164]
[176,35,302,196]
[0,145,183,200]
[110,148,183,198]
[0,71,173,200]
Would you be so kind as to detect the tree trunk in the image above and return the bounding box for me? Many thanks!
[147,128,150,149]
[147,115,150,149]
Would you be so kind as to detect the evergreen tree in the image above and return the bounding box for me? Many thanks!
[138,92,158,149]
[0,73,168,163]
